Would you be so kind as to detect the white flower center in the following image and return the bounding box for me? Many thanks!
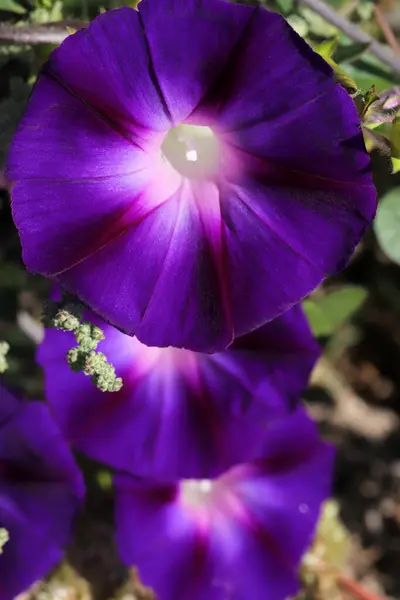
[181,478,214,507]
[162,125,219,179]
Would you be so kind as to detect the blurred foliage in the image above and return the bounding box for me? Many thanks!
[294,501,352,600]
[304,286,368,337]
[374,186,400,262]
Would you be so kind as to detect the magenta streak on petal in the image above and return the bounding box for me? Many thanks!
[44,66,160,154]
[233,185,321,274]
[218,466,295,573]
[223,141,375,193]
[190,179,234,341]
[140,352,226,473]
[136,11,174,125]
[206,352,258,397]
[138,0,257,126]
[183,7,259,126]
[51,166,182,278]
[222,88,332,135]
[59,341,163,444]
[186,362,235,469]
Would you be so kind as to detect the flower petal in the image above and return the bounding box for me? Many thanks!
[7,70,181,277]
[45,7,172,136]
[54,179,232,350]
[193,8,333,131]
[7,73,151,182]
[217,166,374,335]
[115,407,334,600]
[0,386,84,599]
[138,0,256,124]
[12,165,179,276]
[38,302,319,481]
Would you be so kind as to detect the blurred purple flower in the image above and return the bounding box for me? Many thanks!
[7,0,376,352]
[115,406,334,600]
[38,304,319,480]
[0,385,84,599]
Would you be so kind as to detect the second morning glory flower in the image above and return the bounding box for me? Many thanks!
[7,0,376,352]
[38,304,319,480]
[115,407,334,600]
[0,384,84,599]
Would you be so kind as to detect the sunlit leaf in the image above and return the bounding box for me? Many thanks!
[0,0,26,13]
[392,157,400,174]
[300,7,338,37]
[303,287,368,337]
[362,125,392,155]
[287,15,308,38]
[314,38,338,60]
[345,63,394,94]
[274,0,293,15]
[374,187,400,261]
[324,56,358,93]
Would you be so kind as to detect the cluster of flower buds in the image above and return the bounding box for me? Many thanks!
[0,341,10,373]
[45,298,122,392]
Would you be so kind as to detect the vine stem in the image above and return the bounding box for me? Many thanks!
[297,0,400,74]
[338,573,388,600]
[0,20,87,45]
[374,3,400,55]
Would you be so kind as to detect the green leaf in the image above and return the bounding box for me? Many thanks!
[287,15,308,38]
[345,62,395,94]
[362,126,392,156]
[313,43,358,93]
[96,469,112,491]
[374,187,400,262]
[334,41,370,64]
[274,0,293,15]
[300,7,338,37]
[314,38,338,60]
[392,157,400,174]
[0,0,26,13]
[324,56,358,93]
[303,286,368,337]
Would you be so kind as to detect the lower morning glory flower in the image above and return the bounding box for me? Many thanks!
[0,385,84,599]
[38,304,319,480]
[115,406,334,600]
[7,0,376,353]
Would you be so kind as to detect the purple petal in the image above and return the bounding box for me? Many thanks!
[38,302,319,481]
[0,385,84,599]
[55,179,232,350]
[7,72,152,181]
[217,169,374,334]
[137,0,255,124]
[115,407,334,600]
[45,7,171,136]
[8,2,376,352]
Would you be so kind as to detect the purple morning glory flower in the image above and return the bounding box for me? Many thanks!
[115,406,334,600]
[0,384,84,599]
[38,304,319,480]
[7,0,376,352]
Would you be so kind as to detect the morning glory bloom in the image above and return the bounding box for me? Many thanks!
[38,304,319,480]
[115,407,334,600]
[0,385,84,599]
[7,0,376,352]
